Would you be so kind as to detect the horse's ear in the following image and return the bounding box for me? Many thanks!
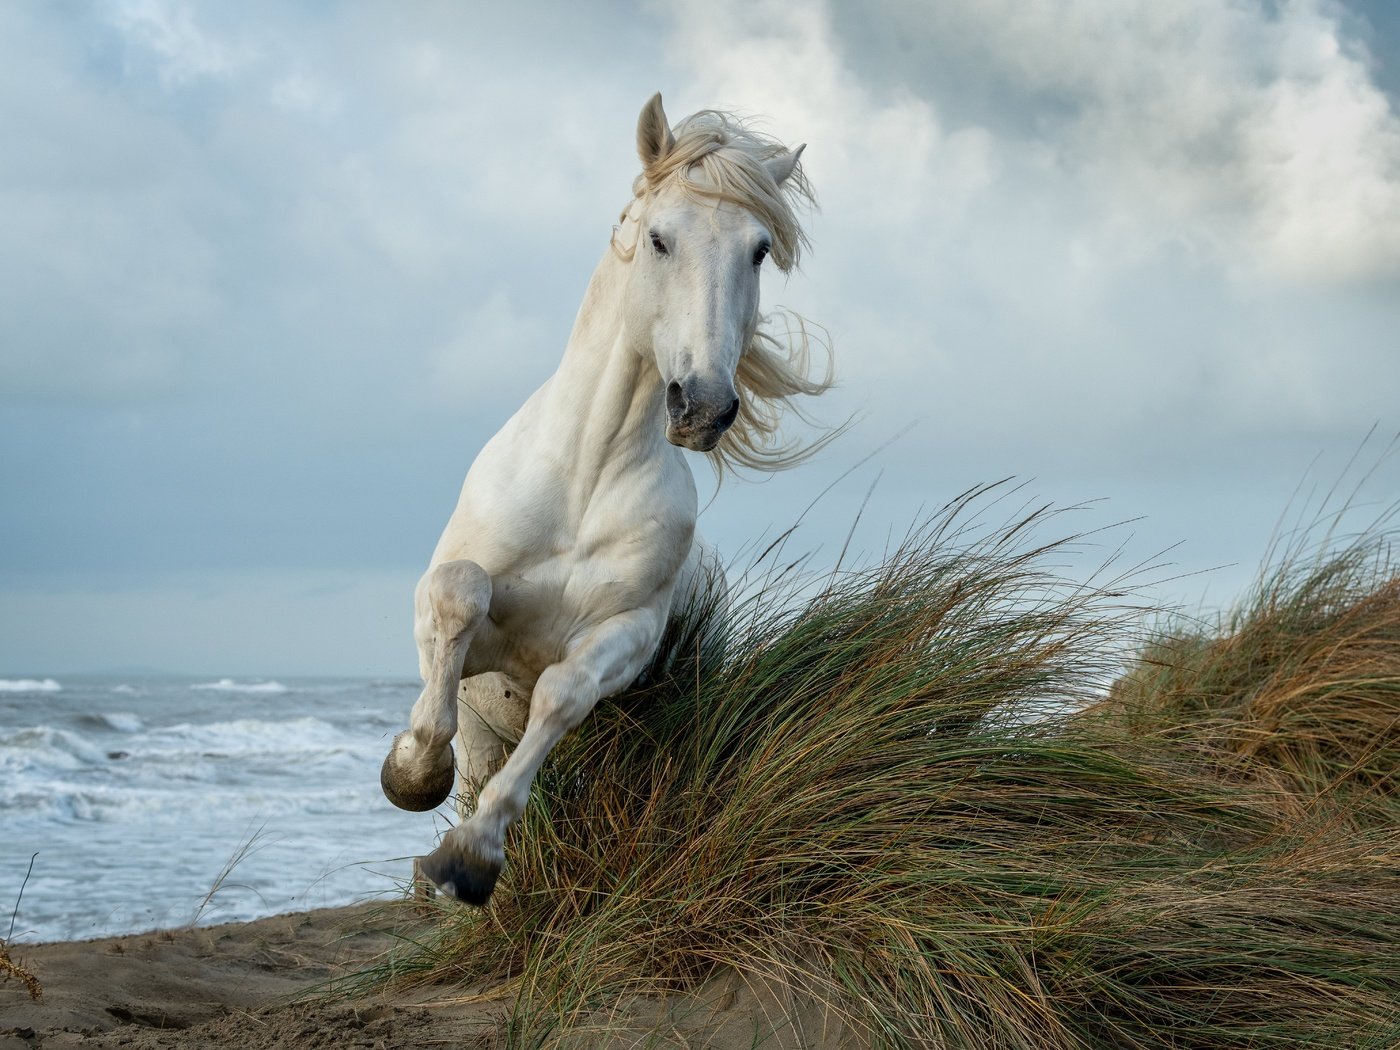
[637,92,675,173]
[764,144,805,186]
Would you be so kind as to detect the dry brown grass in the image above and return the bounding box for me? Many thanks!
[1094,527,1400,824]
[0,941,42,1002]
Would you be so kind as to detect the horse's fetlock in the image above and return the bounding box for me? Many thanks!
[410,720,456,757]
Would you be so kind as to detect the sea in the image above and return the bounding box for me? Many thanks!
[0,675,453,944]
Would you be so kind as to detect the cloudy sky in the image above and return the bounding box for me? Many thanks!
[3,0,1398,676]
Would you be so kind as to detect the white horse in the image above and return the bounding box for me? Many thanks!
[381,94,831,905]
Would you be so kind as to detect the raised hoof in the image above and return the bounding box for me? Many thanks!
[417,844,501,907]
[380,743,455,812]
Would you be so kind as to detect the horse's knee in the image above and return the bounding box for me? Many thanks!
[427,560,491,637]
[529,663,599,735]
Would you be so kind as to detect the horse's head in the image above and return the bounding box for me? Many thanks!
[621,94,806,453]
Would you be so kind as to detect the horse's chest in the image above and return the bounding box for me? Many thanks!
[441,444,695,677]
[467,552,657,680]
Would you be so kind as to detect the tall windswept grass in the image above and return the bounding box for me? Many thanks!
[364,484,1400,1048]
[1097,515,1400,824]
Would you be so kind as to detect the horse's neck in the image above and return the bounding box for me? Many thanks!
[533,253,673,483]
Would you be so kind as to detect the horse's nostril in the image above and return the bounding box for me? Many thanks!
[666,380,687,420]
[716,397,740,430]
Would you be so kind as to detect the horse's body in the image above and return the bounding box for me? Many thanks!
[381,95,827,905]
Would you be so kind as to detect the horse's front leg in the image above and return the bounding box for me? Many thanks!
[418,607,662,905]
[381,560,493,812]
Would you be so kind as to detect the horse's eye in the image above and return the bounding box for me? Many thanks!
[753,243,770,267]
[650,232,668,256]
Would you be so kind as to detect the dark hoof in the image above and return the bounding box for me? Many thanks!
[380,747,455,812]
[417,844,501,907]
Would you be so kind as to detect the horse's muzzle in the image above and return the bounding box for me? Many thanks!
[666,379,739,450]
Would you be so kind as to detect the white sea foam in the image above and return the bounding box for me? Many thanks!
[1,675,440,941]
[0,714,377,828]
[0,724,108,771]
[111,684,138,694]
[0,678,61,693]
[148,715,363,756]
[96,711,144,733]
[1,716,366,787]
[2,776,370,824]
[191,678,290,693]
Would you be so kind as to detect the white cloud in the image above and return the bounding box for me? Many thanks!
[1247,40,1400,280]
[847,0,1400,283]
[652,0,1400,454]
[109,0,253,85]
[664,0,997,228]
[0,8,224,402]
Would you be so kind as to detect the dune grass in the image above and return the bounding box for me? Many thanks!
[1,852,41,1002]
[0,942,42,1003]
[1092,523,1399,827]
[356,484,1400,1048]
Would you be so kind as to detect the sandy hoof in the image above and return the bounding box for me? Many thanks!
[380,734,455,812]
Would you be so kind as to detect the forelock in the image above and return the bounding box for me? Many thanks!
[633,110,814,273]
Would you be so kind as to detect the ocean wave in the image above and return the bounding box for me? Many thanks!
[145,715,370,761]
[1,721,383,823]
[111,684,138,694]
[191,678,290,694]
[77,711,144,733]
[2,780,373,823]
[0,725,107,771]
[0,678,61,693]
[1,715,368,781]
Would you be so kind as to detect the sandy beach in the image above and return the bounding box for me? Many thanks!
[0,903,847,1049]
[0,903,501,1048]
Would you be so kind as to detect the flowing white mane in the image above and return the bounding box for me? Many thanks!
[614,110,836,475]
